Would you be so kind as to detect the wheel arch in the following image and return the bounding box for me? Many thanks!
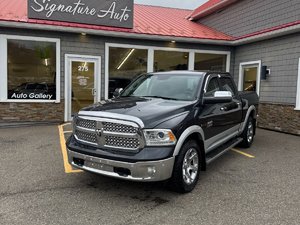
[240,105,257,134]
[173,125,206,171]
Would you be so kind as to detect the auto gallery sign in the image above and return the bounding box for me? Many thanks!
[10,93,54,100]
[28,0,134,29]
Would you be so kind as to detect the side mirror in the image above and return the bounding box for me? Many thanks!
[203,91,233,104]
[113,88,123,98]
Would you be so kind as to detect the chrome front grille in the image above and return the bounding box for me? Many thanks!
[76,118,96,129]
[75,130,97,143]
[105,136,140,149]
[103,122,138,134]
[74,116,143,151]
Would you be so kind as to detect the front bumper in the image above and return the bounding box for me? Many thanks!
[67,149,175,182]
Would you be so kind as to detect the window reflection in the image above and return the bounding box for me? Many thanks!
[195,53,227,72]
[7,39,56,100]
[154,51,188,72]
[109,47,147,98]
[243,67,257,91]
[108,47,229,99]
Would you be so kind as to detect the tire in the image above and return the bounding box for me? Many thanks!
[168,140,201,193]
[239,116,255,148]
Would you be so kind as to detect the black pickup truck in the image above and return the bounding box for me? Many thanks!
[67,71,259,193]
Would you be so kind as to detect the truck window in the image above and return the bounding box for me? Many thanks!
[205,77,220,97]
[121,74,202,101]
[219,77,236,96]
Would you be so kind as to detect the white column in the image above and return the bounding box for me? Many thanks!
[296,58,300,110]
[188,51,195,70]
[55,39,61,103]
[226,52,231,72]
[0,36,7,101]
[147,48,154,73]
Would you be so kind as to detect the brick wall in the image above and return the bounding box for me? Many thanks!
[258,103,300,135]
[1,101,299,135]
[0,102,64,123]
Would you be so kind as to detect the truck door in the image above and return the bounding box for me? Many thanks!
[218,75,243,131]
[199,74,242,152]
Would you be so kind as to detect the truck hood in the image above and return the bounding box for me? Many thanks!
[80,97,194,128]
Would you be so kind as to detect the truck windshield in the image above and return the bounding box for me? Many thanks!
[121,74,202,101]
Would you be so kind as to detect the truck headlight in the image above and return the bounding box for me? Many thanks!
[143,129,177,146]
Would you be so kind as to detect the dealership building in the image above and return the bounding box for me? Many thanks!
[0,0,299,135]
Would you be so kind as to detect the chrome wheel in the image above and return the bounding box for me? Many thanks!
[247,121,254,143]
[182,148,199,185]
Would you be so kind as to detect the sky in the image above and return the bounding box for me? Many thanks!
[134,0,209,10]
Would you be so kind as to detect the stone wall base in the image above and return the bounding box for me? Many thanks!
[258,103,300,136]
[0,102,64,124]
[0,102,299,136]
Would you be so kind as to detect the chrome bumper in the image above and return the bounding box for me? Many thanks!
[67,149,175,182]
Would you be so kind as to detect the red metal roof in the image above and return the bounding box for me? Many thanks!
[0,0,233,41]
[188,0,238,20]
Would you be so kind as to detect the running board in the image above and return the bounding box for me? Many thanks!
[206,137,243,164]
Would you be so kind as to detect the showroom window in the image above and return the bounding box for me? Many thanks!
[108,47,148,98]
[154,50,189,72]
[109,47,148,78]
[0,36,60,102]
[106,43,230,99]
[194,53,227,72]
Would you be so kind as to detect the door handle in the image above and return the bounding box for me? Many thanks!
[92,88,96,96]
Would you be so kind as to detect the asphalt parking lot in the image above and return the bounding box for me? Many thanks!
[0,125,299,225]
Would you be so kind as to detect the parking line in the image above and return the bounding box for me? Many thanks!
[61,122,71,127]
[58,125,82,173]
[63,131,72,134]
[231,148,255,158]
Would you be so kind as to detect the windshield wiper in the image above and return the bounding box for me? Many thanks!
[141,96,179,100]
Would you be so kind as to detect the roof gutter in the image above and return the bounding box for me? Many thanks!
[0,21,232,45]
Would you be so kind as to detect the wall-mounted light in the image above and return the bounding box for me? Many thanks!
[81,32,87,36]
[171,40,176,43]
[261,66,270,80]
[117,49,135,70]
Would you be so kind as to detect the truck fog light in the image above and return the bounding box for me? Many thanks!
[147,166,156,175]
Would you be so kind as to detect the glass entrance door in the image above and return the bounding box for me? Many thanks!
[65,55,101,121]
[71,61,95,114]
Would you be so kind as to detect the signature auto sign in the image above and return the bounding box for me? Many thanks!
[28,0,134,29]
